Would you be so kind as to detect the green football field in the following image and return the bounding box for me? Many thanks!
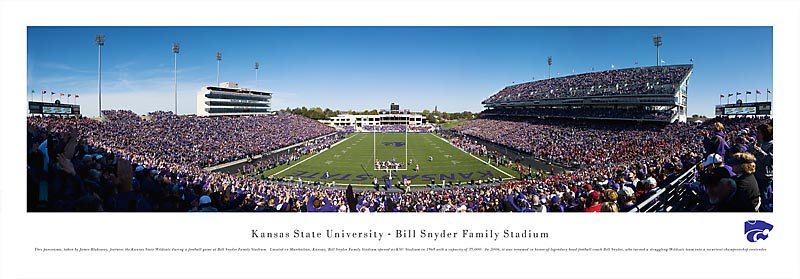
[262,133,517,187]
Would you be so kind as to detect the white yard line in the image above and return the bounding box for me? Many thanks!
[271,134,357,176]
[431,134,515,179]
[274,133,512,187]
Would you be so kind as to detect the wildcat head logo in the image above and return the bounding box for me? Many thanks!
[381,142,406,147]
[744,220,773,242]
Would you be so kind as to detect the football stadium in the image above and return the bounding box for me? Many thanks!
[26,27,773,213]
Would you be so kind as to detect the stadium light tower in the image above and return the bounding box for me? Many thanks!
[547,56,553,79]
[216,51,222,86]
[653,34,662,66]
[173,42,180,114]
[95,34,105,118]
[254,61,259,90]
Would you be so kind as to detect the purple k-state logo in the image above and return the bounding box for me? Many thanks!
[744,220,773,242]
[381,142,406,147]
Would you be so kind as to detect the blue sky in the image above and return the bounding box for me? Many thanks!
[27,26,772,117]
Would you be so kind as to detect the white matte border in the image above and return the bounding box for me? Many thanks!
[1,1,798,279]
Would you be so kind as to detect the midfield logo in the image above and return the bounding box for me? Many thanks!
[381,142,406,147]
[744,220,773,242]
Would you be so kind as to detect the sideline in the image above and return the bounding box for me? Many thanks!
[430,133,515,179]
[271,133,358,176]
[204,132,337,172]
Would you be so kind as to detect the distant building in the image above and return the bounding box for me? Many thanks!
[196,82,272,116]
[320,102,426,128]
[320,113,425,129]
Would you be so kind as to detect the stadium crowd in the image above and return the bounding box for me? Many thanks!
[481,107,675,121]
[450,137,489,157]
[27,107,772,212]
[453,118,707,169]
[27,111,332,211]
[338,125,357,133]
[451,116,772,212]
[483,65,692,104]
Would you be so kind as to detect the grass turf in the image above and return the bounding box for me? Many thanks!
[261,133,517,187]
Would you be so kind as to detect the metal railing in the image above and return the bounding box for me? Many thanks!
[629,164,699,212]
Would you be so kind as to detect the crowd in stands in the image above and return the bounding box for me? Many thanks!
[27,111,332,211]
[689,117,773,211]
[481,107,675,121]
[483,65,692,104]
[451,116,772,212]
[27,108,772,212]
[338,125,357,133]
[92,110,334,168]
[453,117,702,170]
[450,137,489,157]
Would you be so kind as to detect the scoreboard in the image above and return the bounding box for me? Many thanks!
[724,106,756,115]
[715,101,770,116]
[29,101,80,116]
[42,106,73,114]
